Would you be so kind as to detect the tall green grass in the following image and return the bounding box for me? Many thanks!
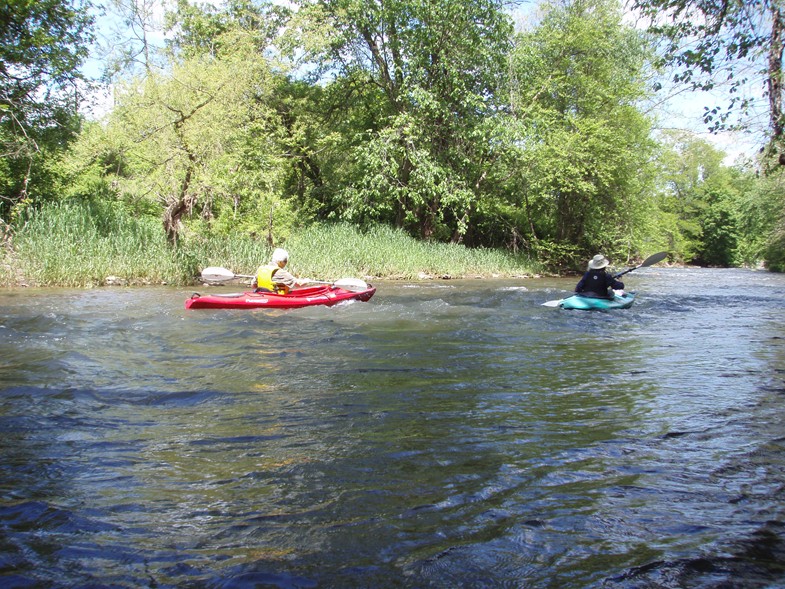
[3,201,189,287]
[1,202,538,287]
[285,224,536,280]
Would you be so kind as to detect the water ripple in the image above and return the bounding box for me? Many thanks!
[0,274,784,587]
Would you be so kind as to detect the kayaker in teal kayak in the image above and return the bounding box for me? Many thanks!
[574,254,625,299]
[254,248,311,294]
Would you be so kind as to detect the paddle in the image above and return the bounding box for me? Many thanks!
[200,267,254,283]
[304,278,370,291]
[541,297,566,307]
[199,267,369,291]
[612,251,668,278]
[541,251,668,307]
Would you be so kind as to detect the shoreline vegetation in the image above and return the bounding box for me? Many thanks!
[4,0,784,294]
[0,201,542,289]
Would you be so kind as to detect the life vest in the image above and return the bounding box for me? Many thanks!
[256,264,287,294]
[576,269,623,298]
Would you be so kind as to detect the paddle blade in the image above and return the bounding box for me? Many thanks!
[541,298,563,307]
[334,278,369,291]
[613,251,669,278]
[201,267,255,282]
[640,251,668,267]
[201,267,236,282]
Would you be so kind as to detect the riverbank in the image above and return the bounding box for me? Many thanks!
[0,202,541,288]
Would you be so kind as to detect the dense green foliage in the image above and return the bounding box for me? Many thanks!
[1,0,783,284]
[653,130,781,268]
[507,0,658,265]
[0,0,94,221]
[294,0,515,244]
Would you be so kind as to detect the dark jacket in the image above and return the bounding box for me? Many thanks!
[575,269,624,298]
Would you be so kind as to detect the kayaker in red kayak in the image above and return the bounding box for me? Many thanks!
[254,248,311,294]
[574,254,625,299]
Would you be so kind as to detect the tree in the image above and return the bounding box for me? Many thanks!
[164,0,290,60]
[291,0,515,242]
[654,130,719,261]
[655,130,765,266]
[632,0,785,170]
[102,31,288,245]
[0,0,94,218]
[65,0,309,246]
[736,166,785,268]
[508,0,658,267]
[98,0,164,81]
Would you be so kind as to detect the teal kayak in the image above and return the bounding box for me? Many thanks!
[559,292,635,310]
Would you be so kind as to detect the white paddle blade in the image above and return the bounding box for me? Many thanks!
[334,278,369,291]
[541,298,563,307]
[201,267,236,282]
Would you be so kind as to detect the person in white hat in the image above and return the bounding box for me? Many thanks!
[253,248,311,294]
[574,254,625,298]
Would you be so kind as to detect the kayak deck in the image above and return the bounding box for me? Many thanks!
[185,284,376,309]
[559,292,635,310]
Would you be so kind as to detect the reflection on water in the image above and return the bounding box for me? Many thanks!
[1,268,784,587]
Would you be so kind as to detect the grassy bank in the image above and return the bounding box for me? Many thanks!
[0,201,540,287]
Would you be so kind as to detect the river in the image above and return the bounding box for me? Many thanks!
[0,267,784,588]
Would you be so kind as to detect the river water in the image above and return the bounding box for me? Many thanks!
[1,268,784,588]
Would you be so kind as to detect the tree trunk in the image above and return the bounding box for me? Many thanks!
[163,157,196,246]
[395,156,414,229]
[766,3,785,170]
[161,96,213,245]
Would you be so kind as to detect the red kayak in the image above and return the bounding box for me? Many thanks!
[185,283,376,310]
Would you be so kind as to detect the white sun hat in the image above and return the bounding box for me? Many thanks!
[588,254,609,270]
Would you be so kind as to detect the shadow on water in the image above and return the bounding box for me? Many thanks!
[0,269,784,587]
